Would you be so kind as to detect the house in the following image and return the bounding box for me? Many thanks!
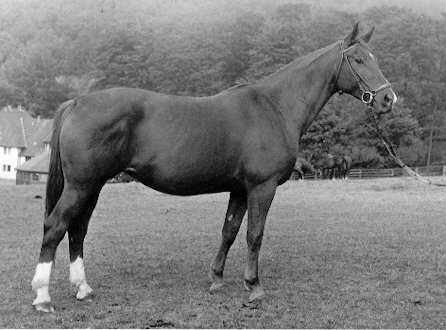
[16,150,50,184]
[0,106,52,180]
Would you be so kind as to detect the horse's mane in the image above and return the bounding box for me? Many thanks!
[263,41,341,82]
[222,41,342,91]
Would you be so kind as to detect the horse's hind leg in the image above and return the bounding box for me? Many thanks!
[210,191,247,292]
[31,183,101,312]
[68,187,101,301]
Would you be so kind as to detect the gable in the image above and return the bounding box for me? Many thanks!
[22,119,53,157]
[16,150,50,173]
[0,106,53,155]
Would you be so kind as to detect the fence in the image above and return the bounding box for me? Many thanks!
[292,165,446,180]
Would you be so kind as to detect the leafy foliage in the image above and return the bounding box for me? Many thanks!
[0,0,445,167]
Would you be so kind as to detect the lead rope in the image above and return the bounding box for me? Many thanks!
[367,106,446,187]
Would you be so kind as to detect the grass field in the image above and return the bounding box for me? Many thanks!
[1,177,446,328]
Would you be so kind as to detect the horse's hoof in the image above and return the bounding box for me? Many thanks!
[76,291,93,301]
[244,280,266,301]
[76,284,93,301]
[248,286,266,302]
[208,267,224,293]
[209,281,225,293]
[33,302,55,313]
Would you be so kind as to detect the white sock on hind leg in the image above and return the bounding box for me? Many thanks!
[70,257,93,299]
[31,262,53,305]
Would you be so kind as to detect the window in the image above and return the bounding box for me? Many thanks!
[25,156,32,161]
[2,165,11,172]
[3,147,12,155]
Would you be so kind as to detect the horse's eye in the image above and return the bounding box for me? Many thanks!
[355,58,364,64]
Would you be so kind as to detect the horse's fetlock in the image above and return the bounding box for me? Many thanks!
[244,277,259,286]
[31,277,48,291]
[211,268,223,278]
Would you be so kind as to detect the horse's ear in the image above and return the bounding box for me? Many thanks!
[362,26,375,43]
[344,21,360,46]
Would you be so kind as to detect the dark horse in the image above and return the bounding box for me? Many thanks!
[293,157,315,179]
[339,155,353,179]
[313,153,337,179]
[31,23,396,312]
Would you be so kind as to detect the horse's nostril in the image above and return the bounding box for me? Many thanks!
[384,93,393,106]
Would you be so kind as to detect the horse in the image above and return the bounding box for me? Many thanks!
[340,155,353,179]
[334,155,347,179]
[293,157,315,180]
[313,153,337,179]
[31,22,396,312]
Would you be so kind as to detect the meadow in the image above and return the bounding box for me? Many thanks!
[0,177,445,328]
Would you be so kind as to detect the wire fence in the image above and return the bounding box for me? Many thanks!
[292,165,446,180]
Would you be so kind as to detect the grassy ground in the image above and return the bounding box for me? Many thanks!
[0,177,446,328]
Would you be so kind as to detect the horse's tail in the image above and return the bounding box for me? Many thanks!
[45,99,75,217]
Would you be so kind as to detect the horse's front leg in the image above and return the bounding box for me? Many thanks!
[244,180,277,302]
[210,191,247,292]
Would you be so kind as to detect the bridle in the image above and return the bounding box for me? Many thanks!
[334,41,391,106]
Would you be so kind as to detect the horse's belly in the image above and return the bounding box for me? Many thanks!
[127,156,241,196]
[133,170,238,195]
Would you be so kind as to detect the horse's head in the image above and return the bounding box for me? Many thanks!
[335,22,397,114]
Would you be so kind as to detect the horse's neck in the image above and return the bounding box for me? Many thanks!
[258,43,340,142]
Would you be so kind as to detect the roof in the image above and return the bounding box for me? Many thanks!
[22,119,53,157]
[16,150,50,174]
[0,106,33,147]
[0,106,53,154]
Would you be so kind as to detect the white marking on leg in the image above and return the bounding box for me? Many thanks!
[70,257,93,300]
[69,257,85,285]
[31,262,52,305]
[33,287,51,305]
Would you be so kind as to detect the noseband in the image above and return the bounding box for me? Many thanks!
[334,41,391,106]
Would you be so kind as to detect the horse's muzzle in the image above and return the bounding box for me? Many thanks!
[374,89,397,114]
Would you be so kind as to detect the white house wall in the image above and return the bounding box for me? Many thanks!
[0,146,23,179]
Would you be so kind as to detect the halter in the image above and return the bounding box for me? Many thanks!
[334,41,391,106]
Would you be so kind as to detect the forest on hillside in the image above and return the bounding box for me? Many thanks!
[0,0,445,168]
